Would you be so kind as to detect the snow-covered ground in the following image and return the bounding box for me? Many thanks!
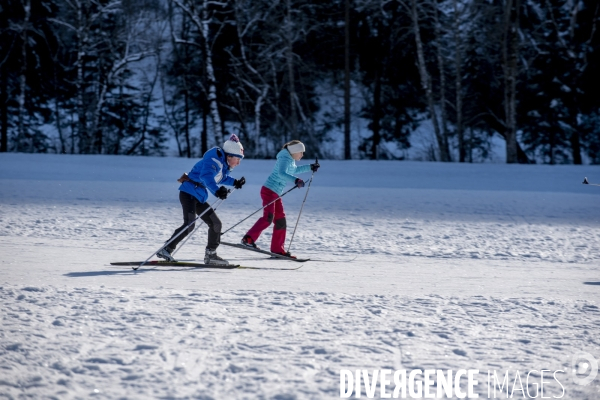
[1,153,599,399]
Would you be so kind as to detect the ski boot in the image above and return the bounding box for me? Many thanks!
[204,248,229,266]
[241,235,258,249]
[272,251,297,259]
[157,247,175,262]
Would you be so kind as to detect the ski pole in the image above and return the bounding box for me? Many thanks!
[171,188,236,257]
[220,185,299,236]
[134,195,228,270]
[287,160,317,253]
[583,177,600,187]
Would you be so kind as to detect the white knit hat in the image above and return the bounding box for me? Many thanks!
[222,134,244,158]
[287,142,305,154]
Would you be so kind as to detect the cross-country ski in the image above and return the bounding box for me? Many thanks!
[220,241,309,262]
[110,261,303,271]
[111,260,241,269]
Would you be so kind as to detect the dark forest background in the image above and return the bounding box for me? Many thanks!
[1,0,599,163]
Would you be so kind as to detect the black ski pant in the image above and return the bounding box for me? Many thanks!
[166,191,221,251]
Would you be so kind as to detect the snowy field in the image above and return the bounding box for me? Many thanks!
[1,153,599,399]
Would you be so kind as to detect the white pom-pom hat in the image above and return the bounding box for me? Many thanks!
[222,134,244,158]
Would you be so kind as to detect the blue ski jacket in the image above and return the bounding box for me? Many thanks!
[264,149,311,195]
[179,147,236,203]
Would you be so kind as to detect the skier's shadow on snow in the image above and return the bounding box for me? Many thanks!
[64,268,224,277]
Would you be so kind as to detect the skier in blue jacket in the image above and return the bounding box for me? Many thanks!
[158,134,246,265]
[241,140,319,258]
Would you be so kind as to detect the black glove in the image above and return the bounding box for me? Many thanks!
[215,186,228,200]
[234,177,246,189]
[310,162,320,172]
[295,178,305,188]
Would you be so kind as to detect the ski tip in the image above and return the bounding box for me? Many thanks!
[583,177,589,184]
